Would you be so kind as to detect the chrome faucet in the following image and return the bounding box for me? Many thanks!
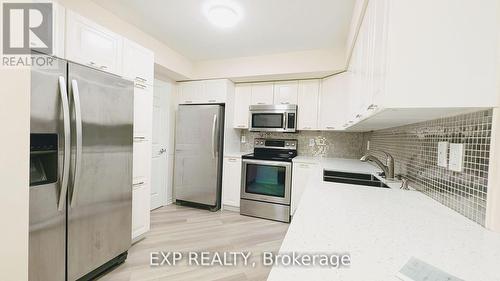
[360,150,395,180]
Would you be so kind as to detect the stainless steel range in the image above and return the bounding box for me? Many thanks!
[240,138,297,223]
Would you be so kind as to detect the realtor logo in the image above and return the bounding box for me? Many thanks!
[2,3,53,55]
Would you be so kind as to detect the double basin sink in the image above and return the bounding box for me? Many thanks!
[323,170,389,188]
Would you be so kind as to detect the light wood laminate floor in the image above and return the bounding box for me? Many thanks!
[100,205,289,281]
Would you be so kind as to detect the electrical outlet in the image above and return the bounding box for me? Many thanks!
[309,138,315,147]
[437,142,448,168]
[241,135,246,143]
[449,143,464,172]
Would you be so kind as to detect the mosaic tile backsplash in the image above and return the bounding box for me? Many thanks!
[363,110,493,226]
[240,131,365,159]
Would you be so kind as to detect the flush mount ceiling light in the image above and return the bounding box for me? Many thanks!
[203,1,243,28]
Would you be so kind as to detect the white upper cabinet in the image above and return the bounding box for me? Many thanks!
[250,83,274,105]
[273,81,298,105]
[178,81,205,104]
[319,73,349,130]
[177,80,228,104]
[297,80,320,130]
[204,80,228,103]
[344,0,498,131]
[122,39,154,86]
[66,10,123,75]
[233,84,252,129]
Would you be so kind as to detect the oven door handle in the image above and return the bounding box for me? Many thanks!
[242,158,292,168]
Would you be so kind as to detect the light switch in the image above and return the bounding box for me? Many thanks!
[449,143,464,172]
[437,142,448,168]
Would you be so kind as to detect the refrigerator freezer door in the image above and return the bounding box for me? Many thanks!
[67,63,134,280]
[174,105,224,207]
[29,56,68,281]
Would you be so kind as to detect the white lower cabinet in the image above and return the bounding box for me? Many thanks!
[132,181,150,240]
[222,156,242,208]
[291,161,316,215]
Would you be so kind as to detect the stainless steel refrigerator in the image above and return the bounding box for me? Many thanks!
[29,55,133,281]
[174,104,224,211]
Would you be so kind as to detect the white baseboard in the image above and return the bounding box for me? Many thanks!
[222,205,240,212]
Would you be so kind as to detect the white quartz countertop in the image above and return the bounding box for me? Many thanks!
[268,158,500,281]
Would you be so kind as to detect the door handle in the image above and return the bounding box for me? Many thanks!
[159,148,167,154]
[211,114,217,159]
[57,76,70,211]
[70,79,83,208]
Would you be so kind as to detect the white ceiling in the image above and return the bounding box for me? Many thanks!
[91,0,355,61]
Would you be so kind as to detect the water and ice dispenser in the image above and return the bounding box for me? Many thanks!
[30,134,58,186]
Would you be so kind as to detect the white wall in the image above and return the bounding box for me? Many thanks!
[485,4,500,231]
[192,48,346,82]
[0,69,30,281]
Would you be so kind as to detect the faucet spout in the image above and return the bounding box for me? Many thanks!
[360,150,395,180]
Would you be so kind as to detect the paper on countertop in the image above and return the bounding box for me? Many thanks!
[396,257,464,281]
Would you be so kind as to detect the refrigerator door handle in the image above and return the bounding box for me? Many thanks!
[58,76,70,211]
[211,114,217,159]
[70,79,83,208]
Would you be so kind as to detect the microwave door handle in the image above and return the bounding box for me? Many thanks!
[70,79,83,208]
[283,113,287,131]
[211,114,217,159]
[57,76,70,211]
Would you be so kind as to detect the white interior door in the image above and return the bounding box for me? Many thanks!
[151,80,170,210]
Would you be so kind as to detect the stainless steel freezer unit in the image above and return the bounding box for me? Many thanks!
[173,104,224,211]
[29,55,134,281]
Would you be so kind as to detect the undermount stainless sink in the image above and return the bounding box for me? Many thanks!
[323,170,389,188]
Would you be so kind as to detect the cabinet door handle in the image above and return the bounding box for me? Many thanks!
[135,76,147,83]
[208,99,216,103]
[367,104,378,110]
[281,102,289,104]
[326,126,335,129]
[88,61,96,66]
[135,83,146,89]
[257,102,265,105]
[355,114,362,118]
[133,181,145,186]
[228,158,237,162]
[299,164,309,168]
[237,125,246,128]
[184,100,193,104]
[99,65,107,70]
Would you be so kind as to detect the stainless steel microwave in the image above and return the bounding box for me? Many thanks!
[249,104,297,132]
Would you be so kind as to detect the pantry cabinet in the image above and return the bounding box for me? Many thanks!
[297,80,320,130]
[132,181,150,241]
[233,84,252,129]
[222,156,242,208]
[66,10,123,75]
[273,81,298,105]
[291,161,316,215]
